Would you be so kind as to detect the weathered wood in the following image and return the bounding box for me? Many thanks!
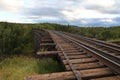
[32,30,117,80]
[64,48,79,51]
[41,40,53,43]
[80,68,113,78]
[60,54,91,60]
[91,75,120,80]
[64,49,80,52]
[63,58,98,64]
[40,43,56,46]
[58,52,86,56]
[24,68,113,80]
[24,71,74,80]
[65,62,105,70]
[64,51,83,54]
[37,51,62,55]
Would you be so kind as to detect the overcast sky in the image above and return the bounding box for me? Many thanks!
[0,0,120,26]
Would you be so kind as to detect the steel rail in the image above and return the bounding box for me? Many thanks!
[62,33,120,55]
[63,32,120,54]
[50,31,83,80]
[55,31,120,74]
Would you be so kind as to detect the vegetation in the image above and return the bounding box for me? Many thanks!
[0,57,63,80]
[107,38,120,43]
[0,22,57,56]
[0,21,119,79]
[36,58,64,74]
[54,24,120,41]
[0,22,120,56]
[0,22,64,80]
[0,22,33,56]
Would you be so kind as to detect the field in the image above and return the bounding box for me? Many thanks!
[0,56,63,80]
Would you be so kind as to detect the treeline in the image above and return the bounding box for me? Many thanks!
[0,22,57,56]
[0,22,120,56]
[54,24,120,41]
[42,23,120,41]
[0,22,33,56]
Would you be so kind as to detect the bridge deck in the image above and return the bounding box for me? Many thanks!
[25,29,120,80]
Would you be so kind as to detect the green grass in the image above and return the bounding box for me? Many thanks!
[0,56,64,80]
[107,38,120,42]
[36,58,64,74]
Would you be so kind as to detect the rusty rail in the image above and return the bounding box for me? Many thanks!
[63,32,120,54]
[51,32,82,80]
[55,31,120,74]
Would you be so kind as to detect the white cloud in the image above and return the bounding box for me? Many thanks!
[0,0,24,13]
[0,0,120,26]
[100,18,114,23]
[61,7,118,21]
[86,0,115,7]
[80,20,88,24]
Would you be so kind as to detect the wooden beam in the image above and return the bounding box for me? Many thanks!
[37,51,62,55]
[40,43,56,46]
[24,68,113,80]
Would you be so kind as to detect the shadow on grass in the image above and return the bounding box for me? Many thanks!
[35,58,64,74]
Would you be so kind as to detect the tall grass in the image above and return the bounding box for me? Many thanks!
[36,58,64,74]
[107,38,120,42]
[0,56,63,80]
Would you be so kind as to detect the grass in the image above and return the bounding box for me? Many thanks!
[39,47,48,52]
[0,56,64,80]
[36,58,64,74]
[107,38,120,43]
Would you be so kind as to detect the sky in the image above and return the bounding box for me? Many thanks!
[0,0,120,27]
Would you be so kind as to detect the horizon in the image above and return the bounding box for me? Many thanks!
[0,0,120,27]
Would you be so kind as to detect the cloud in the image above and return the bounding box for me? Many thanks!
[24,7,62,17]
[83,0,120,15]
[0,0,120,26]
[0,0,24,13]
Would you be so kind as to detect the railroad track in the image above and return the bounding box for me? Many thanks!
[59,31,120,73]
[63,31,120,54]
[25,29,120,80]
